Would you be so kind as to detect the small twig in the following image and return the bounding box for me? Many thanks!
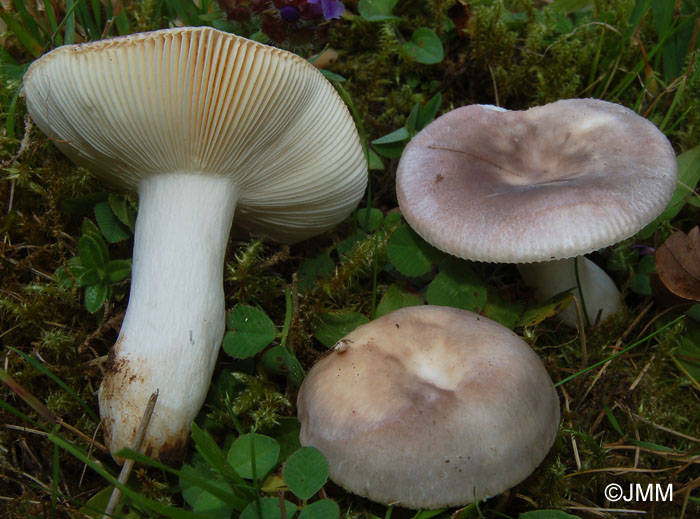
[628,355,655,391]
[102,391,158,519]
[278,490,287,519]
[6,420,107,454]
[289,273,299,353]
[565,505,645,515]
[680,485,690,519]
[2,257,54,282]
[602,444,699,460]
[564,466,677,478]
[0,496,41,504]
[582,358,613,403]
[590,396,612,433]
[56,417,108,453]
[80,423,103,488]
[544,21,622,58]
[631,413,700,443]
[557,314,684,389]
[101,18,115,39]
[0,323,21,341]
[7,180,14,216]
[673,356,700,393]
[573,259,591,328]
[675,178,700,204]
[488,65,500,107]
[79,311,125,354]
[572,295,587,364]
[0,115,33,170]
[559,384,581,470]
[570,428,582,471]
[5,424,48,436]
[579,304,653,403]
[254,245,290,274]
[511,495,538,512]
[626,406,641,468]
[83,355,109,370]
[677,475,700,518]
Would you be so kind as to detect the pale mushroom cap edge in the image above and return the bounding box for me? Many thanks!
[396,99,678,262]
[22,26,367,243]
[297,305,561,509]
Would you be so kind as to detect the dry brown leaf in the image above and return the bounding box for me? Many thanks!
[655,226,700,301]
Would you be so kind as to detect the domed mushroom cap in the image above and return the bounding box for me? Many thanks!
[297,306,560,509]
[22,26,366,243]
[396,99,677,263]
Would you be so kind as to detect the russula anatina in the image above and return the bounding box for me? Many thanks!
[297,305,560,509]
[396,99,677,326]
[23,26,367,462]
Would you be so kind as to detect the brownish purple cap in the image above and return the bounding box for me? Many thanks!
[297,305,560,508]
[396,99,677,263]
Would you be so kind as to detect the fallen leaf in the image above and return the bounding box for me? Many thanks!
[655,226,700,301]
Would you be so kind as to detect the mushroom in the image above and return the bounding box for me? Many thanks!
[396,99,678,326]
[22,27,367,462]
[297,305,560,509]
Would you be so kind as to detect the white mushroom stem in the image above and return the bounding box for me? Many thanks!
[517,256,622,328]
[98,173,238,461]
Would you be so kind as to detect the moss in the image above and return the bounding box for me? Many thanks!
[220,372,292,432]
[224,238,288,304]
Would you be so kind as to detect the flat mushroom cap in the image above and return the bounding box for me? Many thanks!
[22,26,366,243]
[396,99,677,262]
[297,306,560,509]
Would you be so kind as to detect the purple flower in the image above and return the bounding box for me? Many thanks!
[279,5,301,22]
[307,0,344,20]
[631,243,656,256]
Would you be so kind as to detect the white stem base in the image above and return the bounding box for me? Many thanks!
[518,257,622,328]
[99,173,238,462]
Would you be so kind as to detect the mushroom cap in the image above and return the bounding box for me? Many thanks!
[297,305,560,509]
[22,26,366,243]
[396,99,677,263]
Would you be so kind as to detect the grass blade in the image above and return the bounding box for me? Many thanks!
[190,423,252,493]
[8,346,99,423]
[91,0,102,29]
[41,0,62,46]
[52,435,59,517]
[0,368,56,424]
[76,0,98,40]
[49,433,203,519]
[64,0,76,44]
[0,397,40,427]
[555,315,685,387]
[116,447,250,511]
[0,10,43,57]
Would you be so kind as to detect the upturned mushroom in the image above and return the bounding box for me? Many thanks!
[396,99,677,326]
[23,27,367,461]
[297,305,560,509]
